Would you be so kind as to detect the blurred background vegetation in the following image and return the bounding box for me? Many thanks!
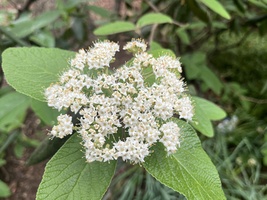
[0,0,267,199]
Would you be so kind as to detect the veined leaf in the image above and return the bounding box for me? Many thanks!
[2,47,75,102]
[136,13,172,28]
[144,119,226,199]
[199,0,231,19]
[94,21,135,35]
[36,134,117,200]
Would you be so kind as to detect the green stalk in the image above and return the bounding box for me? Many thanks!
[0,130,20,154]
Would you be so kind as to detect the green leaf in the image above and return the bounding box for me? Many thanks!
[0,159,6,167]
[176,28,190,45]
[142,66,156,87]
[2,47,75,102]
[187,0,210,23]
[27,136,70,166]
[248,0,267,9]
[62,0,88,10]
[29,31,55,47]
[0,180,11,198]
[144,119,225,200]
[9,10,60,38]
[0,92,30,132]
[148,48,176,58]
[31,99,63,126]
[36,134,117,200]
[0,131,20,154]
[199,65,223,95]
[191,102,214,137]
[181,52,205,80]
[88,5,113,18]
[199,0,231,19]
[192,97,226,120]
[94,21,135,35]
[72,17,85,41]
[190,96,226,137]
[0,86,14,97]
[14,143,25,158]
[149,41,163,50]
[181,52,223,95]
[136,13,172,28]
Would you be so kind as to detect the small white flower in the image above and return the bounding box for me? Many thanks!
[49,114,73,138]
[123,38,147,53]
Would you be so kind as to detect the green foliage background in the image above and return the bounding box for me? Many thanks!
[0,0,267,199]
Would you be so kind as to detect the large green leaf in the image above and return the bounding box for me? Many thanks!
[136,13,172,28]
[193,97,226,120]
[2,47,75,102]
[199,0,231,19]
[144,119,225,200]
[36,134,117,200]
[94,21,135,35]
[0,92,30,132]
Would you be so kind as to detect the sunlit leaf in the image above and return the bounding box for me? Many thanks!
[137,13,172,28]
[2,47,75,101]
[199,0,231,19]
[144,119,226,199]
[94,21,135,35]
[193,97,226,120]
[36,134,117,200]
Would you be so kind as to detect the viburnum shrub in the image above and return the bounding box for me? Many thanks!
[2,39,226,200]
[45,39,193,164]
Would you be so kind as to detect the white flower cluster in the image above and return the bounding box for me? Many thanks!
[45,39,194,164]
